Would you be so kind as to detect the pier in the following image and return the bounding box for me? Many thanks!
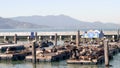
[0,30,119,66]
[0,31,119,41]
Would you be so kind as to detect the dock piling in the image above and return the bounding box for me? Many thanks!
[4,36,8,43]
[39,36,41,41]
[117,29,120,41]
[32,40,36,64]
[35,32,37,41]
[104,39,109,66]
[55,33,57,46]
[14,34,17,44]
[59,35,62,40]
[50,36,52,41]
[71,35,73,41]
[76,30,80,46]
[27,36,30,43]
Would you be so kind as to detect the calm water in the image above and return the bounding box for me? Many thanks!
[0,53,120,68]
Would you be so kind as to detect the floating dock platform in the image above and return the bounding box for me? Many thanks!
[67,56,104,64]
[26,50,70,62]
[0,53,25,60]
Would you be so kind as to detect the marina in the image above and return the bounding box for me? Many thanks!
[0,30,119,68]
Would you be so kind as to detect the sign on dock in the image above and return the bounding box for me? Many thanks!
[30,32,35,39]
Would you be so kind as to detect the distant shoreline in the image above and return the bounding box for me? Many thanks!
[0,28,118,32]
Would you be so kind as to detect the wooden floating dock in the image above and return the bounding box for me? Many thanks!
[0,40,120,65]
[67,56,104,64]
[0,53,25,60]
[0,29,119,66]
[0,43,31,61]
[66,42,120,64]
[26,50,70,62]
[0,54,13,60]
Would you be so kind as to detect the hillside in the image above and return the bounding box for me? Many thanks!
[0,17,47,29]
[11,15,120,30]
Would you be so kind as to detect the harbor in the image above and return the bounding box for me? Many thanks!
[0,30,120,67]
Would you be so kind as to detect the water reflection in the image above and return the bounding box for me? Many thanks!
[105,66,109,68]
[0,61,108,68]
[67,64,98,68]
[0,54,120,68]
[32,64,36,68]
[32,61,100,68]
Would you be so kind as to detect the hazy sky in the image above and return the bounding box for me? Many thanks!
[0,0,120,23]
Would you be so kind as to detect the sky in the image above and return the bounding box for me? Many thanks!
[0,0,120,23]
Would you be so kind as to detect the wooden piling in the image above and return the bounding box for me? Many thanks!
[71,35,73,41]
[14,34,17,44]
[117,29,120,41]
[104,39,109,66]
[32,41,36,64]
[50,36,52,41]
[4,36,7,43]
[27,36,30,43]
[76,30,80,46]
[112,35,115,42]
[35,32,37,41]
[55,33,57,46]
[59,35,62,40]
[39,36,41,41]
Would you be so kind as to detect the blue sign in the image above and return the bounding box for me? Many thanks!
[30,32,35,39]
